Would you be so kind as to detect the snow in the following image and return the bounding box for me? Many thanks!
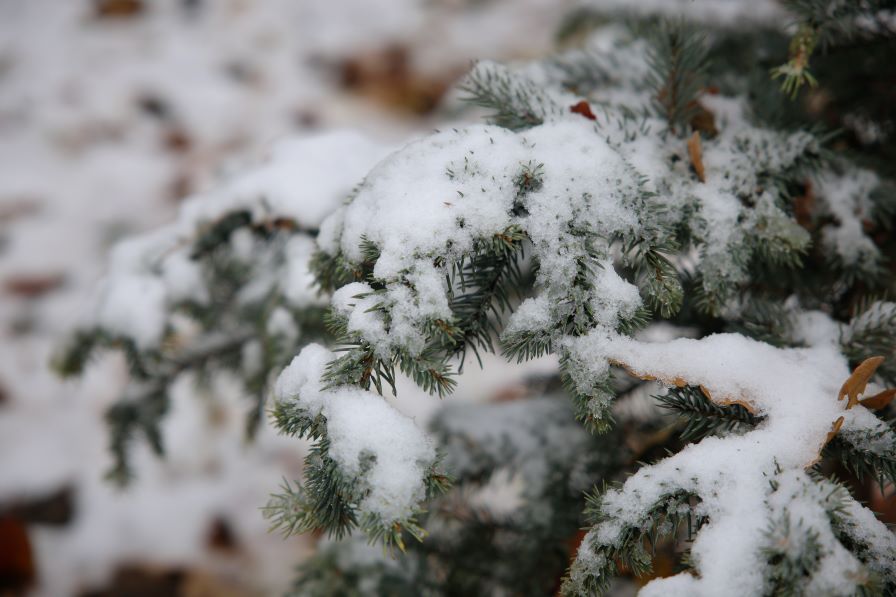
[274,344,436,523]
[576,330,896,596]
[2,0,893,593]
[283,236,325,309]
[184,132,393,231]
[815,169,882,272]
[0,0,577,593]
[89,130,390,349]
[332,282,391,356]
[320,118,645,357]
[572,0,789,28]
[95,273,168,349]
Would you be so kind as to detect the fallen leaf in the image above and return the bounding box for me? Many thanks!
[838,356,885,409]
[860,388,896,410]
[94,0,144,18]
[687,131,705,183]
[4,274,64,298]
[825,416,845,444]
[689,101,717,137]
[0,517,35,591]
[570,100,597,121]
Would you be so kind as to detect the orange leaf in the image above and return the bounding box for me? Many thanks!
[687,131,705,183]
[838,356,885,409]
[860,388,896,410]
[825,416,845,444]
[570,100,597,121]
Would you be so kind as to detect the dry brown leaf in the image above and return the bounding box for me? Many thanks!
[4,274,64,298]
[825,416,845,444]
[689,102,718,137]
[838,356,885,409]
[0,516,35,591]
[94,0,144,18]
[687,131,705,183]
[860,388,896,410]
[793,180,814,229]
[570,100,597,121]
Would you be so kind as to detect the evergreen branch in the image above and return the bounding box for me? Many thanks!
[841,299,896,385]
[620,235,683,319]
[656,385,763,441]
[501,328,553,363]
[761,514,825,594]
[310,242,379,293]
[105,387,169,486]
[560,353,616,434]
[101,327,256,483]
[823,433,896,489]
[646,20,709,135]
[191,210,253,259]
[728,297,796,347]
[563,487,703,596]
[771,23,819,99]
[459,61,561,131]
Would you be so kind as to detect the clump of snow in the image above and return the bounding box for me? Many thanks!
[274,344,436,523]
[319,118,645,358]
[95,273,168,349]
[320,38,826,376]
[178,132,392,232]
[574,329,896,596]
[283,236,325,309]
[332,282,391,356]
[87,131,391,348]
[814,170,882,272]
[266,307,299,344]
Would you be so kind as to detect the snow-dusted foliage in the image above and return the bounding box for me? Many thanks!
[57,131,392,480]
[61,2,896,595]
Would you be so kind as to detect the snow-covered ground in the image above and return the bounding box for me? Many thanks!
[0,1,569,594]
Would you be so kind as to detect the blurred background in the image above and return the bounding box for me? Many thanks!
[0,0,572,594]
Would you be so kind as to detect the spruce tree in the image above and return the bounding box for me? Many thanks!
[59,1,896,594]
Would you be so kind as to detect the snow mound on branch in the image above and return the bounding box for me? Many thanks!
[576,332,896,596]
[91,131,391,348]
[274,344,436,523]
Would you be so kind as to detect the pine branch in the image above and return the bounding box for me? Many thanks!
[655,386,762,441]
[563,487,703,596]
[460,61,561,131]
[646,21,709,135]
[448,225,526,368]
